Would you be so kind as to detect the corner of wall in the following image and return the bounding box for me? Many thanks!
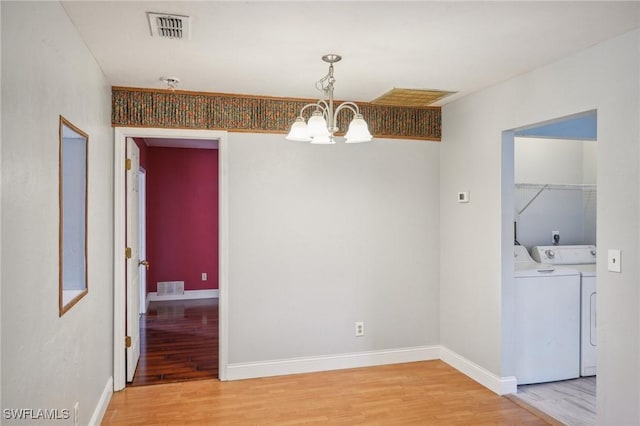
[88,377,113,426]
[440,346,517,395]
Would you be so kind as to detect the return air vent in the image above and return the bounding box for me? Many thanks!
[371,88,455,107]
[157,281,185,296]
[147,12,191,40]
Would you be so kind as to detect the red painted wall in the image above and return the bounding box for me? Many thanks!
[146,147,218,292]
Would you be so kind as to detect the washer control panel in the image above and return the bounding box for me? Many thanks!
[531,245,596,265]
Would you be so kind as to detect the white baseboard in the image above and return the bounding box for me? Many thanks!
[439,346,517,395]
[226,345,440,381]
[147,289,219,303]
[89,376,113,426]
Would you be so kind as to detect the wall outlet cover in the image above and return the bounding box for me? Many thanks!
[607,249,621,273]
[458,191,469,203]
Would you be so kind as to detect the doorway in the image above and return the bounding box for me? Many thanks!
[113,127,229,391]
[130,139,220,386]
[502,110,598,425]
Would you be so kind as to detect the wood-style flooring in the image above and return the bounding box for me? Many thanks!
[130,298,218,386]
[515,377,597,426]
[105,360,552,425]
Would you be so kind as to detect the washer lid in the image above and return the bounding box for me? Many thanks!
[570,264,596,276]
[514,262,579,277]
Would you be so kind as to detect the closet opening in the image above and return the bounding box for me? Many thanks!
[502,110,597,425]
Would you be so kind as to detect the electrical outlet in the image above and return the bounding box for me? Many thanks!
[201,273,207,281]
[74,402,79,426]
[552,230,560,245]
[355,322,364,337]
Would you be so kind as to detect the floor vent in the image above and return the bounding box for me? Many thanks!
[147,12,191,40]
[157,281,185,296]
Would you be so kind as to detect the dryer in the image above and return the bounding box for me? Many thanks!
[531,245,597,377]
[509,246,581,385]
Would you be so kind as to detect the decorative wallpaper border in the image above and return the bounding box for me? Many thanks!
[112,87,441,141]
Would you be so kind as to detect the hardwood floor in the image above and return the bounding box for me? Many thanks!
[130,298,218,386]
[105,360,552,425]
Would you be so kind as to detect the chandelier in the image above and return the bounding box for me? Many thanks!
[286,54,373,144]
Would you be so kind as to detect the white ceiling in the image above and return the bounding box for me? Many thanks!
[61,1,640,106]
[139,137,219,149]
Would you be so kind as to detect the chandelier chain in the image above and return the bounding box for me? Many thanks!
[315,64,336,97]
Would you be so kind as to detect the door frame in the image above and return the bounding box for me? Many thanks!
[113,127,229,391]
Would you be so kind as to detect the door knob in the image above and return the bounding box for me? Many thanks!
[138,260,150,270]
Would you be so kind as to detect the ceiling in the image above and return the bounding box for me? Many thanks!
[137,137,219,149]
[61,1,640,107]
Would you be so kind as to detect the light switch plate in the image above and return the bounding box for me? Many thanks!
[607,249,621,273]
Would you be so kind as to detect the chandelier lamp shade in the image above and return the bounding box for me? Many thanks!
[286,54,373,144]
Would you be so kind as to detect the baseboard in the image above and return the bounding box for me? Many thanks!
[226,345,440,381]
[439,346,517,395]
[147,289,219,303]
[88,376,113,426]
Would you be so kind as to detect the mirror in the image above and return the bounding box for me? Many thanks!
[59,116,88,316]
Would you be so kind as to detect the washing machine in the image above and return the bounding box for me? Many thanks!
[510,245,581,385]
[531,245,597,377]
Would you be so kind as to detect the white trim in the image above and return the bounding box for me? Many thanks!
[226,346,440,381]
[218,135,229,381]
[147,289,219,302]
[113,131,126,391]
[439,346,517,395]
[88,376,113,426]
[113,127,229,391]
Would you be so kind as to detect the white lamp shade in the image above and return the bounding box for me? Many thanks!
[307,111,330,138]
[286,117,312,142]
[345,114,372,143]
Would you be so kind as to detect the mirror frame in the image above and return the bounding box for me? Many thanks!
[59,116,89,316]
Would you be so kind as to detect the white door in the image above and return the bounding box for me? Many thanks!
[126,137,141,382]
[138,169,147,314]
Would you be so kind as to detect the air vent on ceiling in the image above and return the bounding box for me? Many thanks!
[147,12,191,40]
[371,88,455,107]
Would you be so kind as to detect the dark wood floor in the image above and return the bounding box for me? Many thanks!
[130,298,218,386]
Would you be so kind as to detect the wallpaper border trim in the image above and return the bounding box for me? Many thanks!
[112,87,441,141]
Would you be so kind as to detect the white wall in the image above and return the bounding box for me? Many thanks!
[514,137,597,248]
[0,1,4,410]
[515,138,587,184]
[1,2,113,424]
[227,133,440,364]
[441,28,639,425]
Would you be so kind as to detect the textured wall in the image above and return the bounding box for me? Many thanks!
[1,2,113,424]
[226,133,440,364]
[441,29,639,424]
